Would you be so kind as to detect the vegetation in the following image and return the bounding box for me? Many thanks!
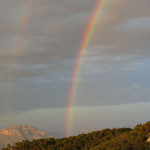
[2,122,150,150]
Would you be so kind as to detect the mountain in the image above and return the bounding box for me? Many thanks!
[0,124,52,149]
[2,121,150,150]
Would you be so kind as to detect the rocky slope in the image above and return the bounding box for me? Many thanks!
[0,124,52,149]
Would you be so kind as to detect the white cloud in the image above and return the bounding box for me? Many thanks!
[119,17,150,31]
[124,62,145,71]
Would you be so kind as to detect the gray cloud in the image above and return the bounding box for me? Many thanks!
[0,0,150,114]
[83,0,150,64]
[0,0,150,68]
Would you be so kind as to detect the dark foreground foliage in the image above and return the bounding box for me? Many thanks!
[2,122,150,150]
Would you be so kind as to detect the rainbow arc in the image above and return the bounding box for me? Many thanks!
[66,0,106,137]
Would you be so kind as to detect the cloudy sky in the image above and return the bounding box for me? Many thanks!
[0,0,150,137]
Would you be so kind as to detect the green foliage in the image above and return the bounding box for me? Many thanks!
[2,122,150,150]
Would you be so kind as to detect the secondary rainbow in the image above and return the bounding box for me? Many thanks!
[6,0,34,113]
[66,0,106,137]
[13,0,34,64]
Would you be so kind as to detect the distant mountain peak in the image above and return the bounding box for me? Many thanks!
[0,124,52,149]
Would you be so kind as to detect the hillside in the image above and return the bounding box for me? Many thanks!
[2,121,150,150]
[0,124,51,149]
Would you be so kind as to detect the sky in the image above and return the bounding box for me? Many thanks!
[0,0,150,137]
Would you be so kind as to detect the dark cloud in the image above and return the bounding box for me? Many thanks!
[0,0,150,114]
[0,0,150,67]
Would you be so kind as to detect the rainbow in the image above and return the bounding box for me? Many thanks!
[6,0,34,113]
[13,0,34,64]
[66,0,106,137]
[11,0,35,83]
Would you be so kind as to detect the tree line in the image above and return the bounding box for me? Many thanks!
[2,122,150,150]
